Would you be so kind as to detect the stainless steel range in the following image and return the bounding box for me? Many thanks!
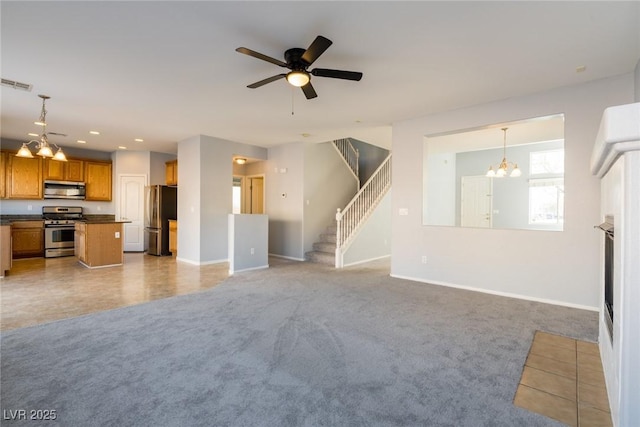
[43,206,83,258]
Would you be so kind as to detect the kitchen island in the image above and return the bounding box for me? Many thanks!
[75,220,128,268]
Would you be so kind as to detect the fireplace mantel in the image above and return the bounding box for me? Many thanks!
[591,102,640,178]
[591,101,640,427]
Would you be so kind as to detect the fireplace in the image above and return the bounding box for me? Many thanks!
[599,215,614,342]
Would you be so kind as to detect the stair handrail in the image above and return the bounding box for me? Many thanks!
[333,138,359,187]
[335,153,392,256]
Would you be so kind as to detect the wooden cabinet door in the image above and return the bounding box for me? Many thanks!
[66,159,84,182]
[165,160,177,186]
[74,223,86,262]
[0,225,12,274]
[7,156,43,199]
[85,161,112,201]
[0,152,6,199]
[169,220,177,255]
[44,158,84,182]
[12,221,44,258]
[43,159,65,180]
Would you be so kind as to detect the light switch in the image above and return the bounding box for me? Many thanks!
[399,208,409,216]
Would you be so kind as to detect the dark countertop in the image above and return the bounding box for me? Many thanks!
[78,220,131,224]
[0,214,119,225]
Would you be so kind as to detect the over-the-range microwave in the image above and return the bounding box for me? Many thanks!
[43,180,86,200]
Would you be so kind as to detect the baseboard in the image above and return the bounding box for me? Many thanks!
[268,253,305,262]
[175,257,228,266]
[390,274,599,312]
[229,264,269,275]
[343,254,391,268]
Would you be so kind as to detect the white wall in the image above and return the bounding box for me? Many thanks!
[303,142,358,254]
[228,214,268,274]
[391,74,634,309]
[266,142,305,260]
[343,190,392,266]
[177,135,267,265]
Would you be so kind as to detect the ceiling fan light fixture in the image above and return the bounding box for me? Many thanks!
[286,71,310,87]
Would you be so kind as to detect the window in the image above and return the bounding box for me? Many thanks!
[529,178,564,224]
[529,149,564,225]
[232,177,242,214]
[530,149,564,175]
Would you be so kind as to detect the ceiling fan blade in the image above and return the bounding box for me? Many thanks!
[247,74,287,89]
[301,82,318,99]
[301,36,332,65]
[236,47,287,67]
[311,68,363,81]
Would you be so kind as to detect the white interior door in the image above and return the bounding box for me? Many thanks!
[461,175,492,228]
[119,174,146,251]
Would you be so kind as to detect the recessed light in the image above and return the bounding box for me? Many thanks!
[134,138,144,142]
[34,121,46,126]
[576,65,587,73]
[118,146,127,150]
[301,133,311,138]
[77,140,87,144]
[89,130,100,135]
[27,133,39,137]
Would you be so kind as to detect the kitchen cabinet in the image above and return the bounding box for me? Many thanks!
[6,156,43,199]
[11,221,44,259]
[1,224,12,276]
[75,221,124,268]
[169,220,177,255]
[85,161,112,201]
[44,158,84,182]
[165,160,178,186]
[0,152,6,199]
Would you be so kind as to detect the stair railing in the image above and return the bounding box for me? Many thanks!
[333,138,359,188]
[335,154,391,267]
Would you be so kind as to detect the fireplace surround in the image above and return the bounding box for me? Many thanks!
[591,101,640,426]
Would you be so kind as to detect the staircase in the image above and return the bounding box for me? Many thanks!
[306,139,391,267]
[305,221,338,265]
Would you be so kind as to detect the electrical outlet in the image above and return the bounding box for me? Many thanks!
[115,232,120,239]
[27,205,32,211]
[421,255,427,264]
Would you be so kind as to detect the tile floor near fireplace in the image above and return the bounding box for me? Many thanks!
[514,331,612,427]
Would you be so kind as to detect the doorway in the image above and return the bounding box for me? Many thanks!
[232,175,265,214]
[118,174,147,251]
[245,175,265,214]
[461,175,492,228]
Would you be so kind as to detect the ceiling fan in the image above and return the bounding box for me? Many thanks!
[236,35,363,99]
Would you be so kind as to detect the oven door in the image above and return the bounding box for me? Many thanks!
[45,226,76,258]
[45,226,76,249]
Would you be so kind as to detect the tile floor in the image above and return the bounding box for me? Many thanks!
[0,253,231,331]
[514,331,612,427]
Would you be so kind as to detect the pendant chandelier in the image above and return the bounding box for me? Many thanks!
[16,94,67,161]
[486,127,520,177]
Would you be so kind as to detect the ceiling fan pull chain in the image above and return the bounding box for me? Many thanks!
[291,87,295,116]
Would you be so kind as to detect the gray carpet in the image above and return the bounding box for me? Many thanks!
[1,258,597,426]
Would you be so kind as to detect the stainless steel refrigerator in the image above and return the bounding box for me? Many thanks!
[145,185,177,256]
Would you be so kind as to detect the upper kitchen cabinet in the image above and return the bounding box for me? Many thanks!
[165,159,178,186]
[85,161,112,201]
[6,155,43,199]
[44,158,84,182]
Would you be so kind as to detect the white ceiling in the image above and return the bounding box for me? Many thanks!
[1,1,638,155]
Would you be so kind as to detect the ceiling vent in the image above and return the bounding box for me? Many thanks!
[1,78,33,92]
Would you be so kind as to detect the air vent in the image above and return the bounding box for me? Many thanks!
[1,78,33,92]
